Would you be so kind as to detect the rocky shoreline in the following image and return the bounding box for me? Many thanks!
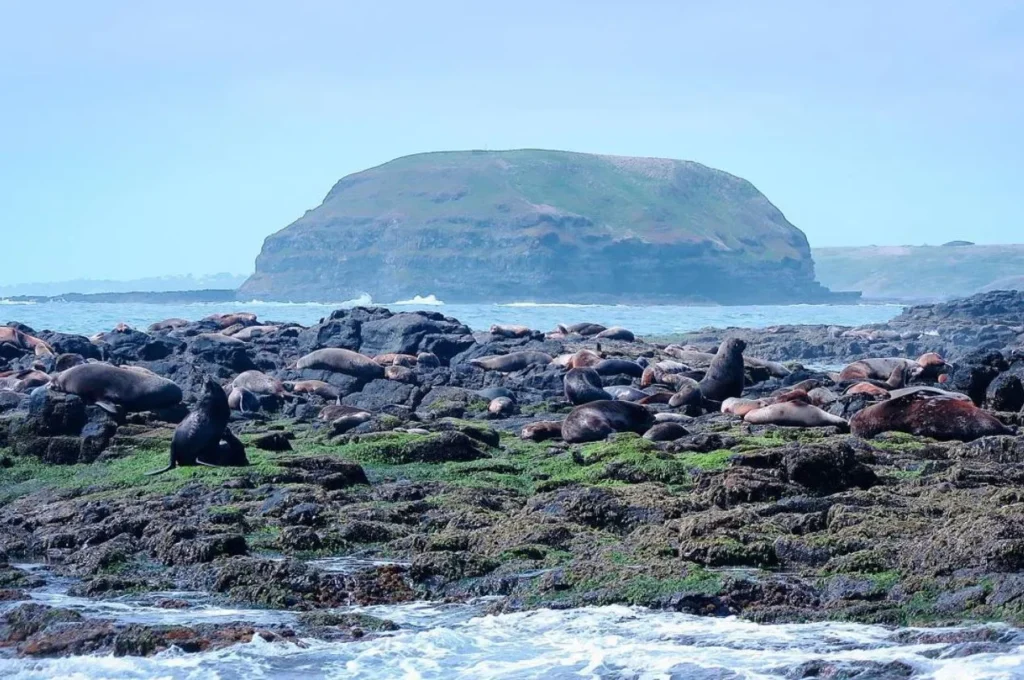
[1,291,1023,660]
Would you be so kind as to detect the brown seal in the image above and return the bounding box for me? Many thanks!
[561,400,655,443]
[385,365,417,383]
[374,353,418,367]
[285,380,341,400]
[489,324,533,338]
[230,370,286,396]
[567,349,602,369]
[850,392,1011,441]
[839,354,949,382]
[743,400,848,428]
[595,327,635,342]
[295,348,385,380]
[50,362,182,414]
[470,351,553,372]
[564,367,612,405]
[488,396,516,417]
[148,318,189,333]
[203,312,258,329]
[698,338,747,403]
[521,420,563,442]
[0,327,53,357]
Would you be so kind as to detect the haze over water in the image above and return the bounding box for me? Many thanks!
[0,297,903,337]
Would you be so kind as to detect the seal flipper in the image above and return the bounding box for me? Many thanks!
[96,400,120,415]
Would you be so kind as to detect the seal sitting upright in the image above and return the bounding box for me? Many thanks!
[698,338,747,404]
[147,376,247,475]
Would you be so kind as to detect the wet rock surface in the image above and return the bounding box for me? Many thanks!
[2,293,1024,658]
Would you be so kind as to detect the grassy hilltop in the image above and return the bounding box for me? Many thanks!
[241,150,841,304]
[813,244,1024,301]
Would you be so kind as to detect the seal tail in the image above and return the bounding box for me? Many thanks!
[145,449,177,476]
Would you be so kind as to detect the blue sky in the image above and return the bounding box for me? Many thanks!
[1,1,1021,285]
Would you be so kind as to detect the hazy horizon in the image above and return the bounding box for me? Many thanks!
[2,1,1022,286]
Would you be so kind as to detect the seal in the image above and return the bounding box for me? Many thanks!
[489,324,533,338]
[698,338,747,403]
[567,349,603,370]
[643,422,690,441]
[521,420,563,442]
[54,353,86,372]
[850,391,1011,441]
[564,367,612,405]
[667,378,702,412]
[721,397,768,417]
[470,351,553,373]
[148,318,189,333]
[50,362,182,414]
[845,382,890,398]
[806,386,839,407]
[294,348,385,380]
[593,359,643,378]
[640,361,691,388]
[203,312,257,329]
[839,354,949,383]
[488,397,515,417]
[595,327,635,342]
[603,385,649,402]
[230,325,283,341]
[230,370,286,397]
[146,376,246,475]
[417,352,441,368]
[374,353,418,367]
[384,365,416,383]
[743,400,849,428]
[0,327,53,357]
[476,387,516,401]
[887,386,971,401]
[561,400,655,443]
[565,322,607,336]
[318,403,369,421]
[228,386,261,413]
[0,369,50,392]
[285,380,341,400]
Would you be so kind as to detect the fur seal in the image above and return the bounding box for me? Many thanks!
[489,324,533,338]
[318,403,369,421]
[295,348,385,380]
[744,401,849,428]
[641,361,691,388]
[374,353,418,367]
[722,397,768,417]
[285,380,341,400]
[603,385,649,402]
[887,386,971,401]
[593,359,644,378]
[228,386,261,413]
[230,325,282,341]
[0,327,53,357]
[595,327,635,342]
[204,312,257,329]
[230,370,286,396]
[521,420,563,442]
[564,367,613,405]
[50,363,182,414]
[148,318,189,333]
[488,397,515,417]
[567,349,602,369]
[699,338,747,403]
[330,411,374,434]
[147,376,247,475]
[850,392,1011,441]
[476,387,516,401]
[643,422,690,441]
[470,351,553,373]
[385,365,417,383]
[668,378,702,412]
[806,386,840,407]
[0,369,50,392]
[839,354,949,383]
[54,353,86,372]
[561,400,655,443]
[565,322,606,336]
[417,352,441,368]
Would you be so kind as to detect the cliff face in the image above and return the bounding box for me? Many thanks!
[240,150,841,304]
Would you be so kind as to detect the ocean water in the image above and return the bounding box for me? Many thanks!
[0,295,904,336]
[2,593,1023,679]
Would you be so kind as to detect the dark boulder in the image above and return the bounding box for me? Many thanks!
[780,440,878,494]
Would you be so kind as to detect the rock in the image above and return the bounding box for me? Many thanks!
[780,441,878,494]
[987,369,1024,412]
[343,379,420,411]
[252,432,293,452]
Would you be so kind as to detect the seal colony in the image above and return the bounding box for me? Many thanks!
[1,291,1024,660]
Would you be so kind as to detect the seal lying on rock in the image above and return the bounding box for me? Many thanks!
[0,327,53,357]
[699,338,746,403]
[285,380,341,400]
[595,326,635,341]
[50,362,182,414]
[839,354,949,383]
[228,386,260,413]
[294,348,384,380]
[147,376,247,475]
[603,385,649,402]
[744,400,849,429]
[561,400,655,443]
[593,359,644,378]
[470,351,553,372]
[521,420,563,442]
[489,324,533,338]
[230,370,286,397]
[564,367,612,405]
[850,391,1011,441]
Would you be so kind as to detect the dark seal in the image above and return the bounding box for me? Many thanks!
[147,376,247,475]
[564,367,612,406]
[561,400,655,443]
[698,338,747,404]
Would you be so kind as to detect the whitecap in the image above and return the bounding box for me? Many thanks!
[390,294,444,306]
